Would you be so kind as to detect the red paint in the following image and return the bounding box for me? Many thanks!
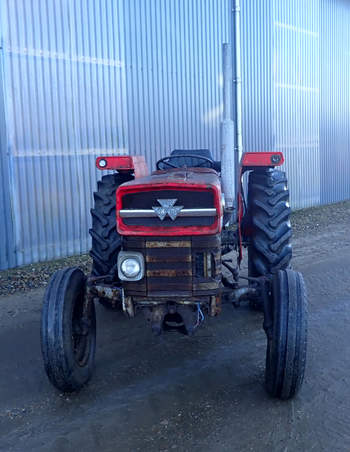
[237,192,244,265]
[237,167,244,266]
[96,155,149,178]
[241,151,284,167]
[116,169,222,236]
[124,167,221,187]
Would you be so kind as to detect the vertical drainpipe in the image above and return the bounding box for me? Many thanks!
[220,43,235,210]
[232,0,243,195]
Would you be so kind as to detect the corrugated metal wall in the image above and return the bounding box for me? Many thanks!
[273,0,321,208]
[0,0,230,268]
[0,0,349,269]
[241,0,274,153]
[0,49,15,270]
[123,0,230,168]
[320,0,350,204]
[1,0,130,267]
[241,0,321,209]
[240,0,350,209]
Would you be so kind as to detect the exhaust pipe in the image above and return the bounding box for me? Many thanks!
[220,43,235,210]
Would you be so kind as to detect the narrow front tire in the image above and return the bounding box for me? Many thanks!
[41,267,96,392]
[265,269,307,400]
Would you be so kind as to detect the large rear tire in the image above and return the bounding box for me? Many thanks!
[89,173,133,309]
[41,267,96,392]
[247,168,292,278]
[265,269,307,400]
[90,173,132,277]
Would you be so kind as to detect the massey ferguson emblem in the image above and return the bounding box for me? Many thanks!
[152,199,184,221]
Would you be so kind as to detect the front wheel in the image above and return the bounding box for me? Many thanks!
[41,267,96,392]
[265,269,307,400]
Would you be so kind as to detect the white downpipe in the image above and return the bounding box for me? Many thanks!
[220,43,235,209]
[233,0,243,187]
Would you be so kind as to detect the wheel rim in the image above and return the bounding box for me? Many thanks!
[72,293,92,367]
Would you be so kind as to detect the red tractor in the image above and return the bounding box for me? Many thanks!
[41,149,307,400]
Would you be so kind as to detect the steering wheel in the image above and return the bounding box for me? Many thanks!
[156,154,215,170]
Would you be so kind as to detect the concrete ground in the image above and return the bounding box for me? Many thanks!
[1,218,350,451]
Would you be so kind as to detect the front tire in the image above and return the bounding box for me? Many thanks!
[265,269,308,400]
[41,267,96,392]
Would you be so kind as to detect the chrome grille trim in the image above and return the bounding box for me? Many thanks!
[119,208,217,218]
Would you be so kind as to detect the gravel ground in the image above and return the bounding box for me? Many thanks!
[0,254,92,296]
[291,200,350,237]
[1,211,350,451]
[0,200,349,296]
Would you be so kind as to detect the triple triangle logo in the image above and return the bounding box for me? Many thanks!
[152,199,184,221]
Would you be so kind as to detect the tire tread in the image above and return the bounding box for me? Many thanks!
[41,267,96,392]
[265,269,308,399]
[89,173,133,277]
[247,168,292,277]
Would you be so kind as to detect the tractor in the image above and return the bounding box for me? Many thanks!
[41,148,307,400]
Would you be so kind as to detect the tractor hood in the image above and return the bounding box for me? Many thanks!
[116,168,223,236]
[124,167,220,187]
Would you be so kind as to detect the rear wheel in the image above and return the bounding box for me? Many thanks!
[247,168,292,309]
[247,168,292,277]
[265,269,307,399]
[89,173,133,309]
[41,267,96,392]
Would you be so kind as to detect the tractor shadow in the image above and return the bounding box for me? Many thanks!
[90,302,267,402]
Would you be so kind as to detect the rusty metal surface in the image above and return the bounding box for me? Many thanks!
[193,282,220,291]
[210,295,222,317]
[123,235,221,299]
[146,254,192,263]
[146,247,191,261]
[131,296,210,305]
[148,277,192,295]
[122,294,135,317]
[146,269,192,278]
[145,240,191,248]
[86,281,122,310]
[87,283,122,301]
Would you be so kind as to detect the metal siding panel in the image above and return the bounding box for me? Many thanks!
[2,0,130,267]
[241,0,321,209]
[273,0,321,209]
[0,49,16,270]
[3,0,349,269]
[241,0,274,154]
[320,0,350,204]
[123,0,230,168]
[1,0,230,268]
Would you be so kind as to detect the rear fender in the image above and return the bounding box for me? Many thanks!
[237,151,285,265]
[241,151,284,170]
[96,155,149,178]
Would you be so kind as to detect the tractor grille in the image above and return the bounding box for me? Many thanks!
[119,189,216,228]
[122,235,221,298]
[122,190,214,209]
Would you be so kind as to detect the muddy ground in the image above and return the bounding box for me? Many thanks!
[1,206,350,451]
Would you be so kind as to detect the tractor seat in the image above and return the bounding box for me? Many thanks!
[169,149,221,171]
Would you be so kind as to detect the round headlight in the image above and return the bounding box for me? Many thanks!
[121,258,141,278]
[99,158,107,168]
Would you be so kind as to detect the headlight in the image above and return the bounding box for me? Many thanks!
[117,252,144,281]
[121,258,141,278]
[98,158,107,168]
